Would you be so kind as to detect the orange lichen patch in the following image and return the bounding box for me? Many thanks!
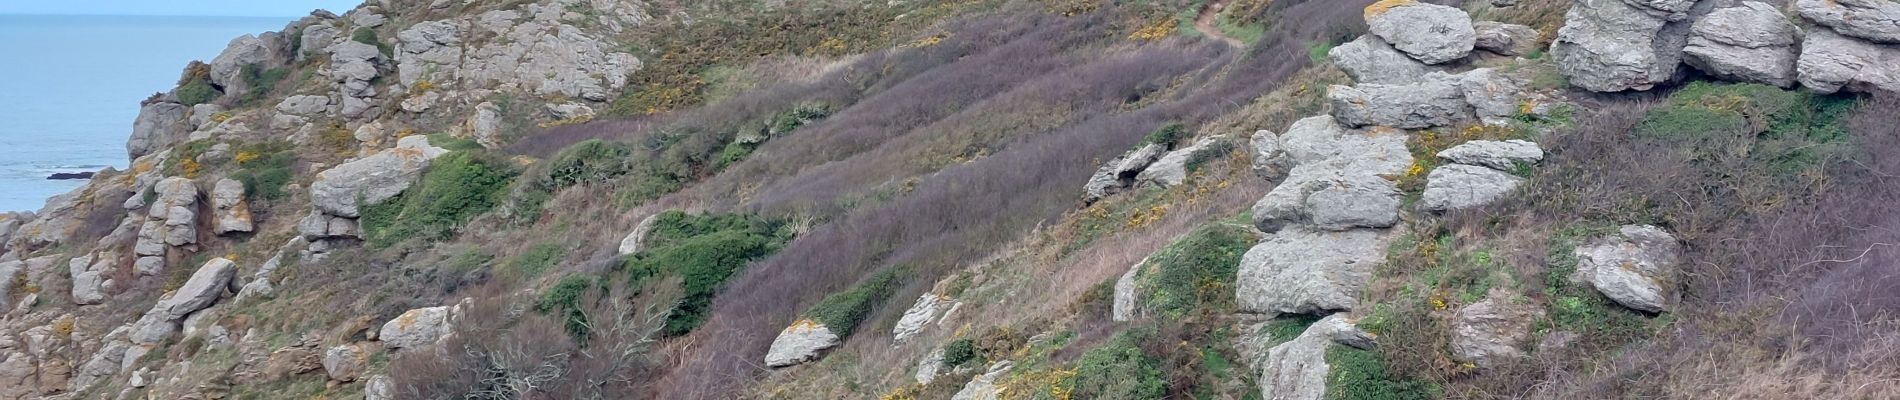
[397,310,422,330]
[785,319,825,333]
[1364,0,1416,20]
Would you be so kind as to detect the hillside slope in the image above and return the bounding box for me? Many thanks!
[1,0,1897,399]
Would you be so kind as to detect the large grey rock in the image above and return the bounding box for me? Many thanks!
[1797,29,1900,94]
[1328,74,1471,129]
[1795,0,1900,44]
[398,5,647,101]
[1250,130,1288,180]
[330,41,384,118]
[275,95,333,116]
[914,347,945,384]
[1113,258,1146,322]
[1254,315,1354,400]
[892,294,948,343]
[1683,2,1800,87]
[1367,2,1477,64]
[67,252,115,306]
[1329,35,1436,84]
[1458,68,1526,123]
[129,257,237,345]
[1573,225,1682,313]
[322,343,369,382]
[1473,21,1540,57]
[300,23,340,60]
[1275,116,1412,174]
[1236,228,1388,315]
[1136,136,1231,187]
[951,361,1014,400]
[470,101,505,148]
[1451,290,1544,367]
[1252,117,1412,233]
[616,213,665,255]
[208,35,279,91]
[309,135,448,218]
[211,178,253,235]
[296,211,359,239]
[127,101,188,160]
[380,305,457,351]
[1084,143,1166,202]
[365,374,394,400]
[763,320,840,368]
[1421,164,1525,211]
[1437,140,1544,171]
[1550,0,1691,92]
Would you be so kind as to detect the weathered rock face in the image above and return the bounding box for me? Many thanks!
[951,361,1014,400]
[1437,140,1544,172]
[208,35,284,92]
[1550,0,1693,92]
[1421,164,1525,211]
[1795,0,1900,44]
[309,135,449,218]
[1084,143,1166,202]
[1135,136,1232,187]
[330,41,386,119]
[379,305,456,351]
[1253,315,1352,400]
[1451,290,1544,368]
[1329,35,1436,85]
[129,258,237,345]
[235,237,307,302]
[322,343,369,382]
[1236,228,1388,315]
[1683,2,1800,87]
[211,178,253,235]
[1251,117,1411,233]
[616,213,665,255]
[67,252,116,306]
[914,347,945,385]
[299,23,340,60]
[1797,29,1900,94]
[1250,130,1288,180]
[1573,225,1682,313]
[365,374,394,400]
[1473,21,1540,56]
[1457,68,1526,124]
[1328,74,1471,129]
[1113,258,1146,322]
[128,101,189,160]
[893,294,948,343]
[397,0,648,101]
[764,320,840,368]
[1366,1,1476,64]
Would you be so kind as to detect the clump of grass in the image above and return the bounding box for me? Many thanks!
[1066,329,1168,399]
[803,269,900,337]
[1141,122,1188,147]
[1136,223,1254,319]
[231,141,296,201]
[1326,346,1440,400]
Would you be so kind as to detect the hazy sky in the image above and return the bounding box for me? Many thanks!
[0,0,362,17]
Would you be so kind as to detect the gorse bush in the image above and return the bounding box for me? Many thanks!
[803,269,900,337]
[538,276,597,341]
[941,338,978,368]
[359,151,519,247]
[1137,223,1254,319]
[619,212,788,336]
[230,141,296,201]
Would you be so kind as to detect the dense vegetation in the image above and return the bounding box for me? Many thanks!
[359,151,520,247]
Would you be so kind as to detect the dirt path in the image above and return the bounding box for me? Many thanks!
[1193,0,1245,48]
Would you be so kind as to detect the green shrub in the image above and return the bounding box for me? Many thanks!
[1066,329,1168,400]
[538,275,596,341]
[1183,138,1237,173]
[1636,82,1854,177]
[359,151,518,246]
[177,78,218,106]
[1138,224,1255,319]
[231,141,296,201]
[619,213,788,336]
[545,139,634,188]
[1141,123,1188,147]
[803,269,900,337]
[239,63,289,106]
[505,243,566,280]
[941,338,978,368]
[1325,346,1439,400]
[351,27,391,55]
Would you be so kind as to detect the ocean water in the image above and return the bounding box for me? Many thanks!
[0,14,296,212]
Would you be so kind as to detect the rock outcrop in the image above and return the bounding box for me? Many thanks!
[210,178,253,235]
[1366,1,1476,64]
[1084,143,1166,202]
[1328,73,1471,129]
[1794,0,1900,44]
[1572,225,1683,313]
[1550,0,1695,92]
[764,320,840,368]
[1797,29,1900,94]
[322,343,370,382]
[1473,21,1540,57]
[1683,2,1800,87]
[951,361,1014,400]
[616,212,665,255]
[309,135,449,219]
[1250,117,1411,233]
[1421,164,1524,211]
[893,294,950,343]
[395,0,648,101]
[128,101,189,160]
[379,304,458,351]
[1329,35,1436,85]
[1450,290,1544,368]
[1436,140,1544,171]
[129,258,237,346]
[1135,136,1231,187]
[1252,315,1360,400]
[1237,228,1386,315]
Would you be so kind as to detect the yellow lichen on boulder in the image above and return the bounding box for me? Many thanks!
[1364,0,1416,20]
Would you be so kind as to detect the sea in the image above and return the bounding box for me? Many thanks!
[0,14,296,212]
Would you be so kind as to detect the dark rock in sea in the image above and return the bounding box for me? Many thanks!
[48,172,95,180]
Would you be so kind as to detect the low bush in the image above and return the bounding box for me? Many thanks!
[505,243,566,280]
[175,61,217,105]
[1066,329,1168,400]
[1326,346,1439,400]
[1141,123,1187,147]
[359,151,519,246]
[231,141,296,201]
[1137,223,1254,319]
[619,213,788,336]
[941,338,978,368]
[803,269,900,337]
[538,275,597,341]
[239,63,289,106]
